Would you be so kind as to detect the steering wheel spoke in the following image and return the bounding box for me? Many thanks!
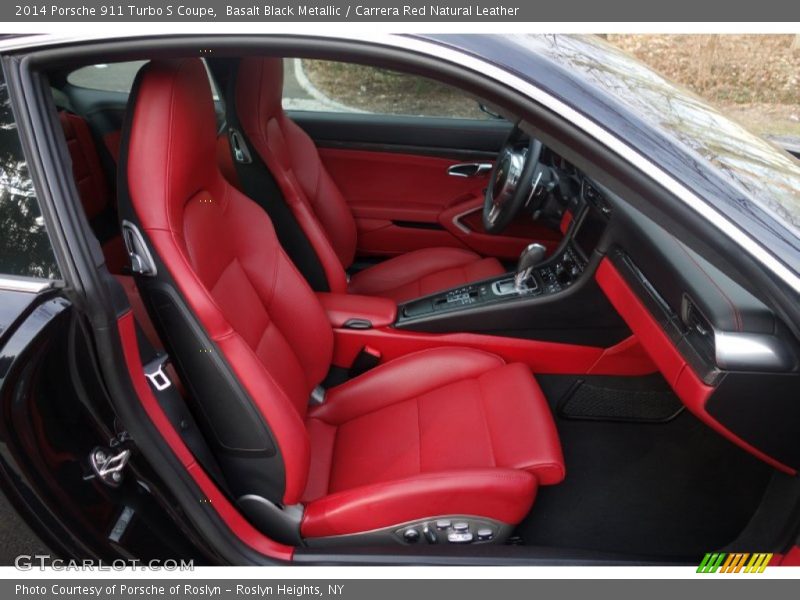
[483,124,544,234]
[487,204,501,224]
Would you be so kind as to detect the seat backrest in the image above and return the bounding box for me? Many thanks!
[59,110,112,221]
[235,57,357,293]
[119,58,334,506]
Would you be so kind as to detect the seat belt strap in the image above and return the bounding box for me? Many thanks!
[132,320,234,499]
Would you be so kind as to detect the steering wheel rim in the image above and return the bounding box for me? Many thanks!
[483,125,544,234]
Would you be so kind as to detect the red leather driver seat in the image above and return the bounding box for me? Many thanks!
[232,57,506,303]
[121,58,564,546]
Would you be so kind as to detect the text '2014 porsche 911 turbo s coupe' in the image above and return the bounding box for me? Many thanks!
[1,33,800,566]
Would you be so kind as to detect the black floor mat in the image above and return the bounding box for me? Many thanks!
[558,378,684,423]
[519,374,773,560]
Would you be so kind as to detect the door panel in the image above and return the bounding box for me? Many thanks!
[355,217,467,256]
[439,195,563,260]
[289,112,511,158]
[293,112,564,260]
[319,148,487,217]
[319,147,484,256]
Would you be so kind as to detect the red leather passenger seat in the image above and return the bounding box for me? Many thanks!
[232,58,506,303]
[121,58,564,545]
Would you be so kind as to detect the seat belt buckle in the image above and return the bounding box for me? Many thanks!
[349,345,381,378]
[144,354,172,391]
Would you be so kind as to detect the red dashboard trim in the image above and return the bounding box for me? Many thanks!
[439,195,562,259]
[560,210,573,235]
[331,326,656,376]
[595,258,795,474]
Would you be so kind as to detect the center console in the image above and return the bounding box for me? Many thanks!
[400,196,610,319]
[400,243,588,321]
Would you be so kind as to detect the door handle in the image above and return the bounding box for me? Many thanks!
[447,162,493,178]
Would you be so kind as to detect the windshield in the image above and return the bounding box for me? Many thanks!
[518,34,800,236]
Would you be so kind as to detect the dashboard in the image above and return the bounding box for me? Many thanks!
[402,143,800,474]
[588,176,800,474]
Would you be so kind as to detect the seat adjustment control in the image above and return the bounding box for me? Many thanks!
[423,525,438,544]
[403,528,420,543]
[395,517,503,545]
[447,531,474,544]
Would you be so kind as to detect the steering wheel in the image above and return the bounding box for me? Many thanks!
[483,125,546,234]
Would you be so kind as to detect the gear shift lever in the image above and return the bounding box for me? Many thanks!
[514,243,547,291]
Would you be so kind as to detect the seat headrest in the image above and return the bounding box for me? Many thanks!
[235,57,284,125]
[126,58,219,232]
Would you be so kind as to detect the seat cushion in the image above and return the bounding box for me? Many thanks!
[300,347,564,538]
[348,247,506,303]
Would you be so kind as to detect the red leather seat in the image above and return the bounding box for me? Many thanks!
[233,57,505,303]
[122,59,563,544]
[59,110,128,274]
[302,348,564,538]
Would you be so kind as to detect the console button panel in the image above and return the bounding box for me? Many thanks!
[398,243,586,323]
[536,244,584,294]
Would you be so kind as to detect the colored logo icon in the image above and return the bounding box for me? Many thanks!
[697,553,773,573]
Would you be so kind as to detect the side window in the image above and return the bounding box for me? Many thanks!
[67,60,148,93]
[283,58,493,120]
[0,72,60,280]
[68,60,220,99]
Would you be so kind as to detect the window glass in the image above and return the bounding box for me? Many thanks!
[0,73,60,279]
[68,60,220,99]
[67,60,148,93]
[283,58,493,120]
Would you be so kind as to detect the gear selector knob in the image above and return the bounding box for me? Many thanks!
[514,243,547,291]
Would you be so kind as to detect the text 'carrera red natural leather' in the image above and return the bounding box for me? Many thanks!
[122,58,564,544]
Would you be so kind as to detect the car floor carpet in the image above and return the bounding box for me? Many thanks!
[517,374,773,560]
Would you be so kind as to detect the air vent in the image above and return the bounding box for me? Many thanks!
[582,180,612,216]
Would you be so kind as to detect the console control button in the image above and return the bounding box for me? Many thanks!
[453,521,469,532]
[435,519,452,530]
[447,532,474,544]
[403,528,420,543]
[545,283,561,294]
[476,528,494,541]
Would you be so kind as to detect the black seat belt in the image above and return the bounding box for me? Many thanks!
[132,321,234,498]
